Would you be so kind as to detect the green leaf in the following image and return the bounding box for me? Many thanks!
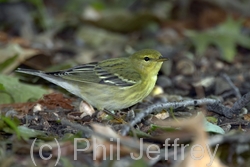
[186,16,250,62]
[0,74,48,104]
[149,124,176,132]
[0,83,5,91]
[1,116,21,139]
[0,43,39,74]
[60,157,74,167]
[197,113,225,134]
[0,54,18,72]
[206,116,218,124]
[0,116,45,140]
[128,129,152,138]
[91,1,106,10]
[130,159,149,167]
[17,126,45,141]
[204,119,225,134]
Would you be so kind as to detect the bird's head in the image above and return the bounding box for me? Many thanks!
[130,49,168,76]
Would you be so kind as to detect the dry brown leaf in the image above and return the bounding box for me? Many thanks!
[52,141,75,157]
[79,101,95,118]
[243,114,250,122]
[155,115,227,167]
[154,111,170,120]
[90,124,159,164]
[0,43,39,74]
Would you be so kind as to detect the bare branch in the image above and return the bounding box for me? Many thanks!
[121,92,250,136]
[221,73,241,99]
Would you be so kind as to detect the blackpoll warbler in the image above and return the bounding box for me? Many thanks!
[16,49,168,111]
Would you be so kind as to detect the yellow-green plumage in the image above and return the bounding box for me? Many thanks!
[16,49,167,110]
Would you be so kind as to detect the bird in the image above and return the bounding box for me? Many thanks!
[16,49,168,113]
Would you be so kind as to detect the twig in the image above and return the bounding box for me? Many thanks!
[208,132,250,147]
[121,92,250,136]
[121,98,218,136]
[149,148,182,166]
[61,119,149,151]
[221,73,241,99]
[230,91,250,114]
[221,90,237,99]
[61,119,94,136]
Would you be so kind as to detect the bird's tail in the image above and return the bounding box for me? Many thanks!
[16,68,44,76]
[16,68,82,98]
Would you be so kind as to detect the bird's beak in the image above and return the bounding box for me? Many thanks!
[157,56,168,62]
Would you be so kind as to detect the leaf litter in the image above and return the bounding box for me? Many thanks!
[1,1,250,167]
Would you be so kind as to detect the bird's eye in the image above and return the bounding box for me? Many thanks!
[144,57,150,61]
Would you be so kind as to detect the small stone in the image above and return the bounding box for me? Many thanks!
[176,59,195,75]
[157,76,172,88]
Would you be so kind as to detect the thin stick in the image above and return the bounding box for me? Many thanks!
[221,73,241,99]
[121,92,250,136]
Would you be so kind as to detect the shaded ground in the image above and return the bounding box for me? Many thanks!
[1,0,250,167]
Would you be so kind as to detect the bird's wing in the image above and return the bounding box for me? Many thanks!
[45,60,141,87]
[46,62,101,83]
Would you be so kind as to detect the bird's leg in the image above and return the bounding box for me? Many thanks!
[103,109,126,124]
